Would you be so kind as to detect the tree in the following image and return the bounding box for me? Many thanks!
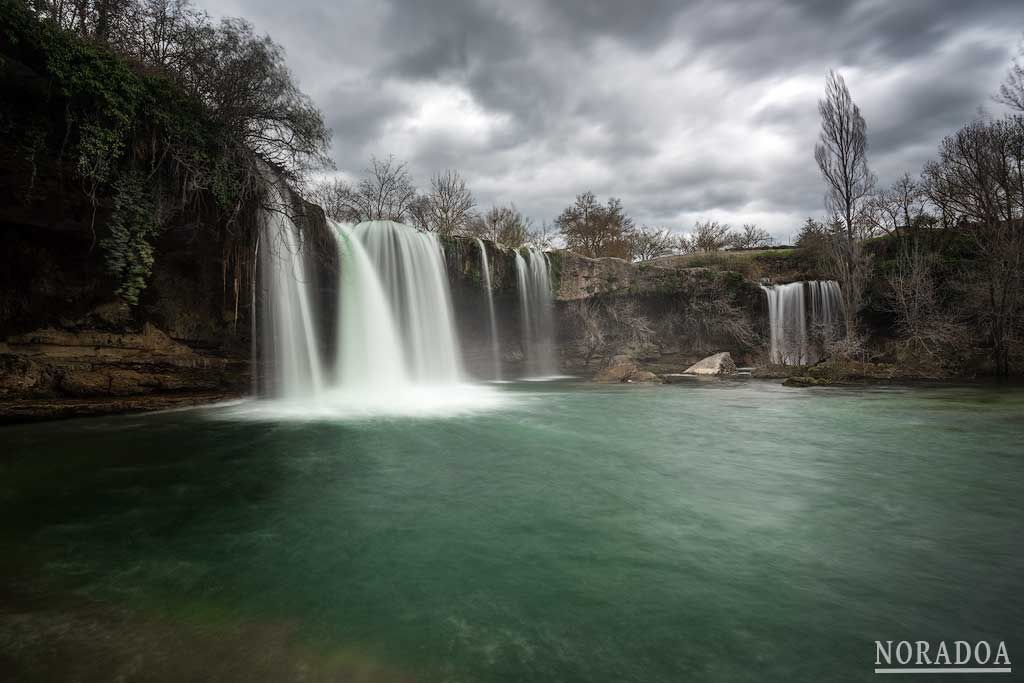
[416,169,476,236]
[815,70,875,339]
[885,241,968,366]
[995,37,1024,112]
[24,0,332,182]
[867,172,927,242]
[682,219,733,253]
[629,226,675,261]
[815,70,875,238]
[467,204,532,248]
[185,18,331,179]
[309,178,358,222]
[319,156,417,223]
[795,217,830,264]
[922,116,1024,375]
[732,223,771,250]
[555,192,634,258]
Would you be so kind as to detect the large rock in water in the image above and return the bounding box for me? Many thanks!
[684,352,737,376]
[593,355,662,383]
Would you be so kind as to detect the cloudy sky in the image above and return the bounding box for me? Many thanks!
[196,0,1022,241]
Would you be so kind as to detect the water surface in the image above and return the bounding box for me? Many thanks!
[1,380,1021,681]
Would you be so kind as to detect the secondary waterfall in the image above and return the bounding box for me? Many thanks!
[347,220,464,383]
[476,239,502,380]
[760,280,842,365]
[515,248,558,377]
[255,186,326,398]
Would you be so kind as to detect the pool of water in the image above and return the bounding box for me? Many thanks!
[1,379,1022,681]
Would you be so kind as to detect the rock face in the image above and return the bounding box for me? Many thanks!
[0,322,248,409]
[593,355,662,383]
[683,352,737,376]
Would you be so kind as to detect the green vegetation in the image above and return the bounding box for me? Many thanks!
[0,0,330,305]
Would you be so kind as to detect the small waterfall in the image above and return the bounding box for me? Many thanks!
[515,247,558,377]
[476,239,502,380]
[808,280,842,342]
[761,280,842,365]
[256,186,326,398]
[352,220,464,383]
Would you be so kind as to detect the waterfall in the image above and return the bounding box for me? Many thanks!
[247,208,506,418]
[476,239,502,380]
[515,247,558,377]
[349,220,464,383]
[808,280,842,342]
[256,186,326,398]
[760,280,842,365]
[333,221,409,391]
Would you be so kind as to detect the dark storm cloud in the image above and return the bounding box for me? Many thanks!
[194,0,1023,238]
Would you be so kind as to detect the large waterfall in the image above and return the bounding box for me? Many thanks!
[333,221,408,391]
[255,187,326,398]
[353,221,464,383]
[248,212,504,419]
[760,280,842,365]
[476,239,502,380]
[515,248,558,378]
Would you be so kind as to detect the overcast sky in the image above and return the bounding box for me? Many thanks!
[195,0,1021,241]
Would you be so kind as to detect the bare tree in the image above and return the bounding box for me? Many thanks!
[815,70,875,339]
[683,219,733,252]
[467,204,532,247]
[995,36,1024,112]
[309,178,357,222]
[815,70,875,238]
[419,169,476,236]
[555,192,634,258]
[922,116,1024,375]
[867,172,927,242]
[886,241,968,365]
[629,226,676,261]
[324,156,417,223]
[527,221,559,250]
[731,223,772,250]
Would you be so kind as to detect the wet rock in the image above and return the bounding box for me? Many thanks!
[683,352,737,376]
[593,356,639,382]
[593,356,662,383]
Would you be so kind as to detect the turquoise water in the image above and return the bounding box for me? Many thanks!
[1,380,1022,681]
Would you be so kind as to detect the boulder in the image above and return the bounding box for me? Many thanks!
[593,356,638,382]
[628,370,661,383]
[683,352,737,376]
[593,355,662,383]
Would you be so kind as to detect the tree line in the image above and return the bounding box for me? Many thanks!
[5,0,331,303]
[805,57,1024,376]
[311,159,774,260]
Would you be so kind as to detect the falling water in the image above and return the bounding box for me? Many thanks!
[761,280,842,365]
[476,239,502,380]
[256,185,326,398]
[808,280,842,342]
[333,221,409,391]
[351,220,464,383]
[515,248,558,377]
